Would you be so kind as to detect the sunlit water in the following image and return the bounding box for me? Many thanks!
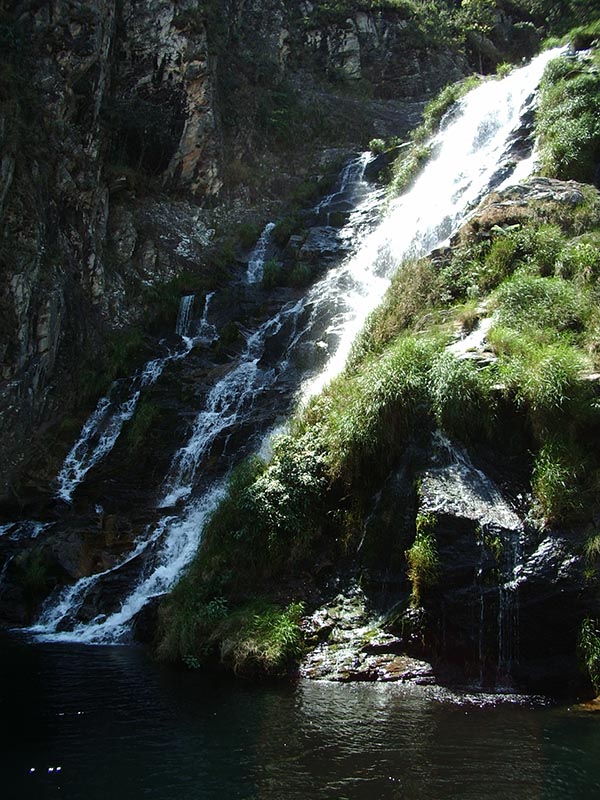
[25,48,564,644]
[1,635,599,800]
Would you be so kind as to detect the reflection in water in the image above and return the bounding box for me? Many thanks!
[2,636,599,800]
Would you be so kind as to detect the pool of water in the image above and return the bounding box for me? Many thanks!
[1,632,599,800]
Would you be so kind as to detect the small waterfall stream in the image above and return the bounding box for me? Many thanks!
[55,292,216,502]
[175,294,195,337]
[247,222,276,284]
[26,49,560,643]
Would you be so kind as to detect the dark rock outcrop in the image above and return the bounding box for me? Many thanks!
[0,0,471,502]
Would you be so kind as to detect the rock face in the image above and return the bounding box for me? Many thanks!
[0,0,470,503]
[299,7,468,96]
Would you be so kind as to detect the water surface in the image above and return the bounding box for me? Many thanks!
[1,634,599,800]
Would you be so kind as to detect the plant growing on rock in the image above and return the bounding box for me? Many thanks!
[532,438,584,523]
[536,52,600,183]
[579,618,600,694]
[406,513,439,605]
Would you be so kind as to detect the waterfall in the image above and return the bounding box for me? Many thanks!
[55,343,194,503]
[421,432,524,685]
[197,291,218,344]
[175,294,195,337]
[314,151,373,224]
[30,49,560,642]
[497,528,524,683]
[302,47,562,399]
[247,223,276,284]
[54,290,216,502]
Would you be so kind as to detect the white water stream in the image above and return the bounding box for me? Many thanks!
[30,49,561,642]
[55,292,216,502]
[175,294,195,337]
[247,222,276,284]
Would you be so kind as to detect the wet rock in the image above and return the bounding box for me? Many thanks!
[363,144,408,182]
[459,177,597,243]
[298,226,347,263]
[300,585,435,683]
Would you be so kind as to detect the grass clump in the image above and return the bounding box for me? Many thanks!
[124,398,162,450]
[579,618,600,694]
[429,351,496,443]
[498,341,585,421]
[313,334,438,483]
[348,258,444,366]
[218,601,305,677]
[159,593,305,677]
[491,273,588,335]
[532,438,585,523]
[536,52,600,183]
[406,513,439,605]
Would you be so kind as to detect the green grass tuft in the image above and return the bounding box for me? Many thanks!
[406,513,439,605]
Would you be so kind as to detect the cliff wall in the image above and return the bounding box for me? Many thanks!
[0,0,470,503]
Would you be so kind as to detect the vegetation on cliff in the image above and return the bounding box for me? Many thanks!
[159,30,600,686]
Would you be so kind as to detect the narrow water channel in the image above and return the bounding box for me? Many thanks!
[2,634,599,800]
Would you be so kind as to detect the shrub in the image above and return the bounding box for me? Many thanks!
[369,138,387,154]
[247,431,328,546]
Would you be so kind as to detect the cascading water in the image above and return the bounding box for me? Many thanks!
[314,151,373,224]
[29,49,560,643]
[175,294,195,337]
[247,223,276,284]
[54,291,219,502]
[159,298,306,508]
[421,432,524,685]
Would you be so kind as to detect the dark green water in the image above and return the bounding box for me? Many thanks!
[1,633,599,800]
